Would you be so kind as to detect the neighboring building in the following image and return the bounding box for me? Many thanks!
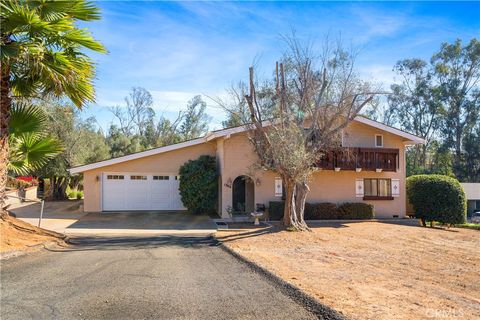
[69,116,424,219]
[460,183,480,217]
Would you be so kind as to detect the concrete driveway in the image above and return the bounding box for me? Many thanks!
[65,211,218,235]
[0,236,318,320]
[8,200,86,234]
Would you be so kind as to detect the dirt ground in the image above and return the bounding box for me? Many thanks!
[0,214,65,255]
[217,221,480,320]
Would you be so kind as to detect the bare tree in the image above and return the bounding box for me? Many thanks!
[239,36,380,230]
[110,87,155,136]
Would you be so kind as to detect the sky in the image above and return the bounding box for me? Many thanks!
[80,1,480,132]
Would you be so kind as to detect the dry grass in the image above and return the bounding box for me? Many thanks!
[217,221,480,320]
[0,214,65,254]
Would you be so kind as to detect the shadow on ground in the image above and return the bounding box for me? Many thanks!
[56,235,220,252]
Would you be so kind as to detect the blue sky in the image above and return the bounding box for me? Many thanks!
[80,1,480,131]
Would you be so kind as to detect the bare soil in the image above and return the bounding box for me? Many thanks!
[217,221,480,320]
[0,213,65,255]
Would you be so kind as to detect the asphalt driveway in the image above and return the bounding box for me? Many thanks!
[65,211,218,235]
[1,236,318,320]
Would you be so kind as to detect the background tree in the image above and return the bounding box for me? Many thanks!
[179,95,210,140]
[110,87,155,137]
[387,59,442,175]
[37,102,109,199]
[237,37,379,230]
[0,0,106,212]
[368,38,479,181]
[432,39,480,181]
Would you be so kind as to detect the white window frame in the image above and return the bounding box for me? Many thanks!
[274,177,283,197]
[375,134,384,147]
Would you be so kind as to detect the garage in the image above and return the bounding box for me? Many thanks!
[102,173,185,211]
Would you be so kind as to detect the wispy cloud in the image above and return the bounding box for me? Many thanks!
[81,1,479,131]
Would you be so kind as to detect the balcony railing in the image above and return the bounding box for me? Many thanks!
[316,147,399,172]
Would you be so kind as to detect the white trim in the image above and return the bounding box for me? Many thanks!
[391,179,400,197]
[355,116,425,144]
[356,179,364,198]
[375,134,384,147]
[69,117,423,173]
[275,177,283,197]
[69,137,206,174]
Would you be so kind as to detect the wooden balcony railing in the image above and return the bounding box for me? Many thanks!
[316,147,399,172]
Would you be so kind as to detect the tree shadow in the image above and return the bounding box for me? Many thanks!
[47,235,220,252]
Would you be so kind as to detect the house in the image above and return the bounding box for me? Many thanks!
[460,183,480,217]
[69,116,424,219]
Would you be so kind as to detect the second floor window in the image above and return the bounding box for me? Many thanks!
[364,178,391,197]
[375,134,383,147]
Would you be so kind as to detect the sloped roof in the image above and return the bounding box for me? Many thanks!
[69,116,425,174]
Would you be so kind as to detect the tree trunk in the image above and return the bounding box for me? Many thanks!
[294,182,310,231]
[50,176,69,200]
[282,178,310,231]
[0,61,11,219]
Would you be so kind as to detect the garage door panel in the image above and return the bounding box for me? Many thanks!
[102,173,185,211]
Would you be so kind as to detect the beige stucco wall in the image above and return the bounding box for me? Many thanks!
[82,142,216,212]
[219,122,408,219]
[81,119,410,218]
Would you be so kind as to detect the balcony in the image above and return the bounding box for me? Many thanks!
[316,147,399,172]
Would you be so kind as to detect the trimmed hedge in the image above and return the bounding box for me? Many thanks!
[268,201,375,221]
[269,201,285,221]
[337,203,374,219]
[305,202,339,220]
[407,174,466,225]
[179,155,218,215]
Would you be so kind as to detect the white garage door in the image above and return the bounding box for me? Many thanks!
[102,173,185,211]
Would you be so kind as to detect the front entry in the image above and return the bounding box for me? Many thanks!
[232,175,254,214]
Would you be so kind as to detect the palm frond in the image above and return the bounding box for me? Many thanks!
[9,102,47,136]
[9,132,63,175]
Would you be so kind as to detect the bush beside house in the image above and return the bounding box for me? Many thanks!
[268,201,375,220]
[179,155,218,215]
[407,174,467,226]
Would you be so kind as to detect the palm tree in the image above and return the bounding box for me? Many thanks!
[8,103,62,175]
[0,0,106,214]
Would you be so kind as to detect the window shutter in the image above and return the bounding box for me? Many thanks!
[356,179,364,198]
[275,178,283,197]
[391,179,400,197]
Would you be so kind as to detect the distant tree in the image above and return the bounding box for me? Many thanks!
[37,102,110,199]
[433,39,480,181]
[388,59,442,174]
[110,87,155,137]
[179,95,210,140]
[463,124,480,182]
[106,125,142,158]
[0,0,106,213]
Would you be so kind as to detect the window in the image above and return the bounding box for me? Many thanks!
[107,175,124,180]
[153,175,169,180]
[130,175,147,180]
[375,134,383,147]
[364,178,392,199]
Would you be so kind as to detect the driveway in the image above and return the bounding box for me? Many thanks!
[0,236,318,320]
[65,211,218,235]
[8,200,86,234]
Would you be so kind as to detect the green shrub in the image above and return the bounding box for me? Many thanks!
[407,174,466,225]
[305,202,339,220]
[268,201,285,221]
[178,155,217,215]
[76,191,84,199]
[337,203,375,219]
